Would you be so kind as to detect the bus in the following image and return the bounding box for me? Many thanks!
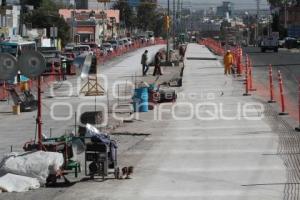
[0,40,37,58]
[0,40,37,84]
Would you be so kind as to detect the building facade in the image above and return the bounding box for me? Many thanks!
[59,9,120,43]
[0,5,20,39]
[52,0,88,9]
[216,1,234,18]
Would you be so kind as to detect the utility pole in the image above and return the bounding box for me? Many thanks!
[176,0,180,33]
[166,0,170,62]
[173,0,176,50]
[180,0,183,33]
[255,0,260,44]
[19,0,26,37]
[284,0,288,29]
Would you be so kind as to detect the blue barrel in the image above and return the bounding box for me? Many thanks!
[133,87,149,112]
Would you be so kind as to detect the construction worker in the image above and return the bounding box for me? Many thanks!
[223,50,234,75]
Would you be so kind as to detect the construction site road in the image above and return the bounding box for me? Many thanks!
[2,44,300,200]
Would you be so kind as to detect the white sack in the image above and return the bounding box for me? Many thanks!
[0,151,64,184]
[0,173,40,192]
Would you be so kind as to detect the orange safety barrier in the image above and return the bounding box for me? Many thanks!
[200,38,225,56]
[243,55,251,96]
[277,70,288,115]
[96,39,166,64]
[268,64,276,103]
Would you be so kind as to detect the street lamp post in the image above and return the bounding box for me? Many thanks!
[245,11,250,46]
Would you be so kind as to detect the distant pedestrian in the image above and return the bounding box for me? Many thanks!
[153,52,163,76]
[179,45,185,61]
[141,50,149,76]
[61,58,67,80]
[223,50,234,75]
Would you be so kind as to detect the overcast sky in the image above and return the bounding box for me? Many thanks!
[157,0,269,10]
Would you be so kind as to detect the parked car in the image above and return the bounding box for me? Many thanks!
[64,43,76,51]
[37,47,62,73]
[121,38,130,47]
[102,43,114,53]
[99,46,108,56]
[284,37,298,49]
[278,39,285,48]
[73,45,92,56]
[108,40,119,50]
[138,35,148,43]
[127,38,133,46]
[81,42,100,55]
[118,39,125,48]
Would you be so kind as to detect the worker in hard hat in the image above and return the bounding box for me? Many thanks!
[223,50,234,75]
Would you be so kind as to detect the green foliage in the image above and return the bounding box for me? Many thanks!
[23,0,70,46]
[23,0,42,9]
[153,14,165,37]
[271,13,287,38]
[137,0,157,31]
[112,0,135,29]
[268,0,300,7]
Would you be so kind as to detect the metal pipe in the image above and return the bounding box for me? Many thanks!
[37,77,42,150]
[295,81,300,131]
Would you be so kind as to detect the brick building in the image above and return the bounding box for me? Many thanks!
[279,6,300,37]
[59,9,119,43]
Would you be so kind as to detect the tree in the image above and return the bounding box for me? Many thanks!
[137,0,157,31]
[23,0,42,9]
[268,0,300,7]
[153,13,166,37]
[112,0,135,29]
[271,13,287,38]
[23,0,70,46]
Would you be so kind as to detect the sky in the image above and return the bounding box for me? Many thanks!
[157,0,270,10]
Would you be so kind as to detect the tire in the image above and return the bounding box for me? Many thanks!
[274,48,278,52]
[261,48,265,53]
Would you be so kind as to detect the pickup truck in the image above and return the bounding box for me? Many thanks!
[260,33,279,53]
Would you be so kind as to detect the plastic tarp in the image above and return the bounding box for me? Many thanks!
[0,173,40,192]
[85,123,111,145]
[0,151,64,184]
[85,123,107,137]
[85,124,117,161]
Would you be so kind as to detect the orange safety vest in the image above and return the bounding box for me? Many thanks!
[224,53,234,66]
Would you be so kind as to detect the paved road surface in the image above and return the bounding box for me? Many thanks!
[0,45,164,155]
[244,47,300,122]
[2,44,300,200]
[53,44,295,199]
